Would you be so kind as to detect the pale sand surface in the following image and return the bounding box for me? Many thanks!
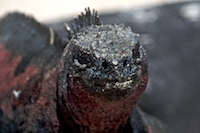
[0,0,182,22]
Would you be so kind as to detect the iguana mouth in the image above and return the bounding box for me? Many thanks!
[110,80,133,90]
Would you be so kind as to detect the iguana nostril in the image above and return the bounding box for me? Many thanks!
[101,60,108,69]
[123,59,128,67]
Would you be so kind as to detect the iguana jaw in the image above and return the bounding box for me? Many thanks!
[58,71,148,133]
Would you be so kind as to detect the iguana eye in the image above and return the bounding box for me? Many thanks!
[132,42,140,59]
[72,46,95,68]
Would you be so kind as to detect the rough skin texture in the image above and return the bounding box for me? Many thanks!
[0,13,62,133]
[0,9,170,133]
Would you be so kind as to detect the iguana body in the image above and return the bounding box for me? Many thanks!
[0,8,170,133]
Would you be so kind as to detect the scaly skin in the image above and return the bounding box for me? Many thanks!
[0,8,170,133]
[58,12,148,132]
[0,44,59,132]
[0,13,62,132]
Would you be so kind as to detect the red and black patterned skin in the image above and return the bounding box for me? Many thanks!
[0,8,170,133]
[0,12,63,133]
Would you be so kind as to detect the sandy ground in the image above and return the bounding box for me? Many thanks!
[0,0,181,22]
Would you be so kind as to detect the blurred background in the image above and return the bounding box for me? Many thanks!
[1,0,200,133]
[1,0,184,22]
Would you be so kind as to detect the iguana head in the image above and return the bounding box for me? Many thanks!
[58,8,148,133]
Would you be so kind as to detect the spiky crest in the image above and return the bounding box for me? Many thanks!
[65,7,101,40]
